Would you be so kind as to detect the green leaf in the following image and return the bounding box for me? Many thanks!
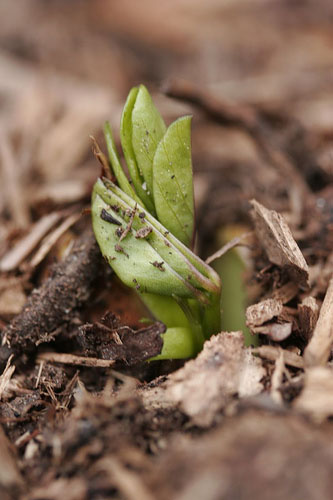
[131,85,167,198]
[149,327,197,360]
[120,87,155,212]
[103,122,141,204]
[140,293,189,328]
[94,178,221,299]
[92,185,207,300]
[153,116,194,247]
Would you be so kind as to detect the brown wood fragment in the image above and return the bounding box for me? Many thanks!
[298,296,319,341]
[253,345,304,369]
[38,352,116,368]
[246,298,283,328]
[304,277,333,367]
[250,199,309,287]
[270,282,299,304]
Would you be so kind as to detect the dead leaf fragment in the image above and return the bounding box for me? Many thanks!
[250,199,309,287]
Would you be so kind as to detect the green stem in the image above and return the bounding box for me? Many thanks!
[174,296,205,353]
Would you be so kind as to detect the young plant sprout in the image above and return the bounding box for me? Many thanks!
[91,85,221,359]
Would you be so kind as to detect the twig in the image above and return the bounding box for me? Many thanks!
[253,345,304,369]
[205,231,253,264]
[38,352,115,368]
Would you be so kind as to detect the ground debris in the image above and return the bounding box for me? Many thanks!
[143,332,265,427]
[77,312,164,365]
[0,229,100,368]
[250,199,309,287]
[149,410,333,500]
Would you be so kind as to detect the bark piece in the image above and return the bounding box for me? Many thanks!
[304,277,333,366]
[246,298,283,328]
[298,296,319,341]
[250,199,309,287]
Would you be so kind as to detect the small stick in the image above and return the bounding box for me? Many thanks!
[205,231,253,264]
[38,352,115,368]
[253,345,304,369]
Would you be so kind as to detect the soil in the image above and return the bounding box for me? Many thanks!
[1,1,333,499]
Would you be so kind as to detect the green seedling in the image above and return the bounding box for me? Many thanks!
[92,85,221,358]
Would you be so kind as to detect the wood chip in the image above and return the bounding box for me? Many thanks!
[298,296,319,341]
[250,199,309,287]
[0,354,15,401]
[304,277,333,367]
[253,345,304,369]
[246,298,283,328]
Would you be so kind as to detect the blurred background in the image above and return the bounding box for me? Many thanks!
[1,0,332,219]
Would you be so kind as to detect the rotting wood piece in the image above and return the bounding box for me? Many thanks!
[0,229,101,369]
[250,199,309,288]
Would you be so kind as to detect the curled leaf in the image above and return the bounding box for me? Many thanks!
[93,178,221,299]
[92,183,210,302]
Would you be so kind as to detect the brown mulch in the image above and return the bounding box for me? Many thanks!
[1,1,333,499]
